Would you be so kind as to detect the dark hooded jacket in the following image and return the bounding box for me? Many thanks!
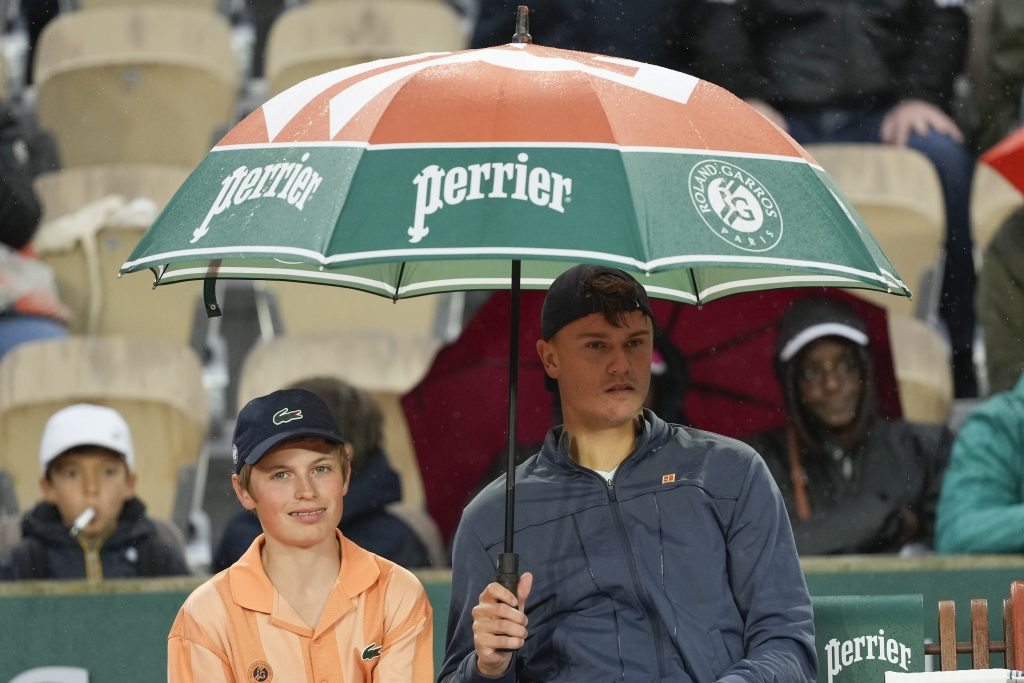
[212,447,431,572]
[741,296,952,555]
[0,497,190,580]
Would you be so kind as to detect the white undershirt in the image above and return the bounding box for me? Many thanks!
[590,466,619,483]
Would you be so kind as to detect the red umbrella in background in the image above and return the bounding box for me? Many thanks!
[981,125,1024,193]
[655,288,901,440]
[404,288,901,546]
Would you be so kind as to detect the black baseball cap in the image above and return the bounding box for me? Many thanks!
[542,264,653,341]
[231,388,347,475]
[540,264,654,390]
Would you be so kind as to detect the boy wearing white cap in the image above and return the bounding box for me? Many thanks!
[0,403,189,580]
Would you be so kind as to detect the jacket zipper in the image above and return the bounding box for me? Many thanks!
[605,475,668,679]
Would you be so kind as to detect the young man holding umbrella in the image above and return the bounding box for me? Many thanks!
[439,265,816,682]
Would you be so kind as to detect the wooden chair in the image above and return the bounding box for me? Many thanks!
[34,5,238,167]
[0,336,209,523]
[925,590,1019,670]
[806,144,945,320]
[265,0,466,95]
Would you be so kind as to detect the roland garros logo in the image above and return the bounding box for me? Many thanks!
[689,159,783,252]
[407,153,573,244]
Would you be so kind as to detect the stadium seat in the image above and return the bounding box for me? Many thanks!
[31,194,199,343]
[264,0,467,95]
[971,161,1023,257]
[236,330,442,510]
[0,336,209,524]
[80,0,219,7]
[263,281,459,342]
[33,164,190,225]
[33,5,239,168]
[888,316,954,425]
[805,144,945,319]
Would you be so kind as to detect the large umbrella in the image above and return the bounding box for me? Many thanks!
[120,9,909,587]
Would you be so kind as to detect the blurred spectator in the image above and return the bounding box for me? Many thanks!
[212,376,433,571]
[977,207,1024,394]
[0,404,190,580]
[645,332,688,424]
[935,374,1024,553]
[741,295,952,555]
[970,0,1024,155]
[471,0,697,72]
[697,0,978,398]
[0,100,67,358]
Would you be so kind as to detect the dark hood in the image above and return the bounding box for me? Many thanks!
[773,295,877,452]
[344,446,402,523]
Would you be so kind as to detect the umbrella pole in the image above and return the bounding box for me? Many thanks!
[496,259,521,595]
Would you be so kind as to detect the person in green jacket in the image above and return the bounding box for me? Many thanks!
[935,374,1024,553]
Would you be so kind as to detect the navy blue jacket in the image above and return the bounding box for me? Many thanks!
[0,498,189,580]
[439,411,815,682]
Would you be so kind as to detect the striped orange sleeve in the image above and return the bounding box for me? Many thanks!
[167,603,235,682]
[375,566,434,683]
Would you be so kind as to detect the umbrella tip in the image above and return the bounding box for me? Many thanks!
[512,5,531,44]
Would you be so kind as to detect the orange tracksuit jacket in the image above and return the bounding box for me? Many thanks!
[168,531,433,682]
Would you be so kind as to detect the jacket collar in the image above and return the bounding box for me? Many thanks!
[544,409,661,474]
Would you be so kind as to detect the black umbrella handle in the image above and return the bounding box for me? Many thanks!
[496,552,520,596]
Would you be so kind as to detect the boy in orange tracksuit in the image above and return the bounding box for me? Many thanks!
[168,388,433,682]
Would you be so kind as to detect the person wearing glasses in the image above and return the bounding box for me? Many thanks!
[741,295,952,555]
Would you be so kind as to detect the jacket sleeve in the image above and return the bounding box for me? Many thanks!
[166,608,235,683]
[438,524,516,683]
[717,455,817,683]
[935,391,1024,553]
[899,0,967,107]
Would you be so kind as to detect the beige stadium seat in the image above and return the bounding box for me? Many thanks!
[34,164,190,224]
[32,194,199,343]
[0,336,209,522]
[805,144,945,318]
[265,0,467,95]
[971,161,1023,256]
[264,281,451,340]
[80,0,218,7]
[33,5,239,168]
[888,316,954,424]
[236,331,441,510]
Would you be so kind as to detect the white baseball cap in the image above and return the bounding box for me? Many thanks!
[39,404,135,473]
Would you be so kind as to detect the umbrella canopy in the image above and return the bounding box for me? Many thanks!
[402,288,901,544]
[119,32,910,571]
[120,42,908,304]
[982,125,1024,195]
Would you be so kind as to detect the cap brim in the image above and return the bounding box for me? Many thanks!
[778,322,869,362]
[239,428,347,472]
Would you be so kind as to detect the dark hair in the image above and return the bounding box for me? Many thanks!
[585,270,653,331]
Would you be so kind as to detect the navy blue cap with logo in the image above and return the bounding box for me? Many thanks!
[231,388,347,475]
